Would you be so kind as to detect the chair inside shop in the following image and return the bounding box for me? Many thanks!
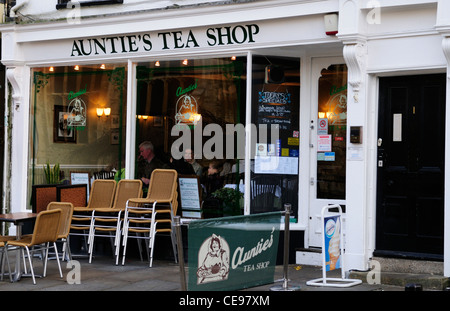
[250,175,282,214]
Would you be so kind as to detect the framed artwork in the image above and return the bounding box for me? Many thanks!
[111,114,120,128]
[153,116,163,127]
[54,105,76,143]
[110,130,120,145]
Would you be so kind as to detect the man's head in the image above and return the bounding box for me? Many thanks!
[183,148,194,164]
[139,141,155,162]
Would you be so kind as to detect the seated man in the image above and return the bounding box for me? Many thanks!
[137,141,169,190]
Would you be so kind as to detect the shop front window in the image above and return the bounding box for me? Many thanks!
[135,57,245,218]
[30,64,127,206]
[250,56,300,221]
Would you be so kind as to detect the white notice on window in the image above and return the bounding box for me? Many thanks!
[393,114,402,142]
[179,177,201,210]
[254,156,298,175]
[317,134,332,152]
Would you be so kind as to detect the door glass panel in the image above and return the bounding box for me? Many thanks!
[316,64,347,199]
[250,56,300,221]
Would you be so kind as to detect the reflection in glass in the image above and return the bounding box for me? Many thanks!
[30,65,127,205]
[317,64,347,200]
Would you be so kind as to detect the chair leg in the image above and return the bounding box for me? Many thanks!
[25,247,36,285]
[0,250,4,281]
[21,248,28,274]
[65,236,73,262]
[53,242,63,278]
[2,247,13,283]
[149,228,157,268]
[0,251,4,281]
[121,223,130,266]
[114,227,121,266]
[170,230,178,264]
[88,230,95,264]
[137,234,144,262]
[3,249,12,283]
[43,243,49,277]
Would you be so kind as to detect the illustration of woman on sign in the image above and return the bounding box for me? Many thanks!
[197,234,229,284]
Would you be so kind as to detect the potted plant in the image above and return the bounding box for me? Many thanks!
[211,187,244,216]
[43,162,62,184]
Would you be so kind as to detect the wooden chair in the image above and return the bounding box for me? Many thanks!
[47,202,74,261]
[6,209,63,285]
[87,179,143,264]
[69,179,116,253]
[121,169,178,267]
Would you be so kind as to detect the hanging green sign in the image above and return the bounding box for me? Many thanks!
[188,212,281,291]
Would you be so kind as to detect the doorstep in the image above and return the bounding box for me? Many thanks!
[349,257,450,291]
[296,248,322,266]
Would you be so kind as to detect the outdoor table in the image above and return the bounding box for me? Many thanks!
[0,212,37,281]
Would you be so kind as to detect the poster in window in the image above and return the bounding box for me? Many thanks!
[257,90,292,130]
[53,105,76,143]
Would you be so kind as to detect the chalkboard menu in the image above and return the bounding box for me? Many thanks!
[257,91,292,130]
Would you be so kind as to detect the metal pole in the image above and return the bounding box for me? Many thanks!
[282,203,290,287]
[174,216,187,291]
[270,204,301,291]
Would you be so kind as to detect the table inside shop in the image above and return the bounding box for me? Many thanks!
[0,212,37,281]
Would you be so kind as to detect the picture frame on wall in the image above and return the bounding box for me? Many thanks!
[153,116,163,127]
[54,105,76,143]
[110,130,120,145]
[111,114,120,128]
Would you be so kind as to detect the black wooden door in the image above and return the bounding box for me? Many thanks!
[376,74,446,259]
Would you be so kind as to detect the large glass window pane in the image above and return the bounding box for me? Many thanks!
[29,64,127,204]
[250,56,300,221]
[135,57,246,218]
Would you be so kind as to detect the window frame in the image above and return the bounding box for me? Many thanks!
[56,0,123,10]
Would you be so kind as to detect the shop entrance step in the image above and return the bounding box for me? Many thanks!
[349,257,449,291]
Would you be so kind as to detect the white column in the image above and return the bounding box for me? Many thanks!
[437,0,450,279]
[125,60,137,179]
[244,51,252,215]
[342,40,369,271]
[5,66,31,214]
[442,36,450,277]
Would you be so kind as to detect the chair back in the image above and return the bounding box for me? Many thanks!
[112,179,143,210]
[146,169,178,203]
[250,175,281,213]
[47,202,74,239]
[87,179,116,209]
[31,209,62,245]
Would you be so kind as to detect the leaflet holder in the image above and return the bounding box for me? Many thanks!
[306,204,362,288]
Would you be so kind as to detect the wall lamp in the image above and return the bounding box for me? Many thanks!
[97,107,111,118]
